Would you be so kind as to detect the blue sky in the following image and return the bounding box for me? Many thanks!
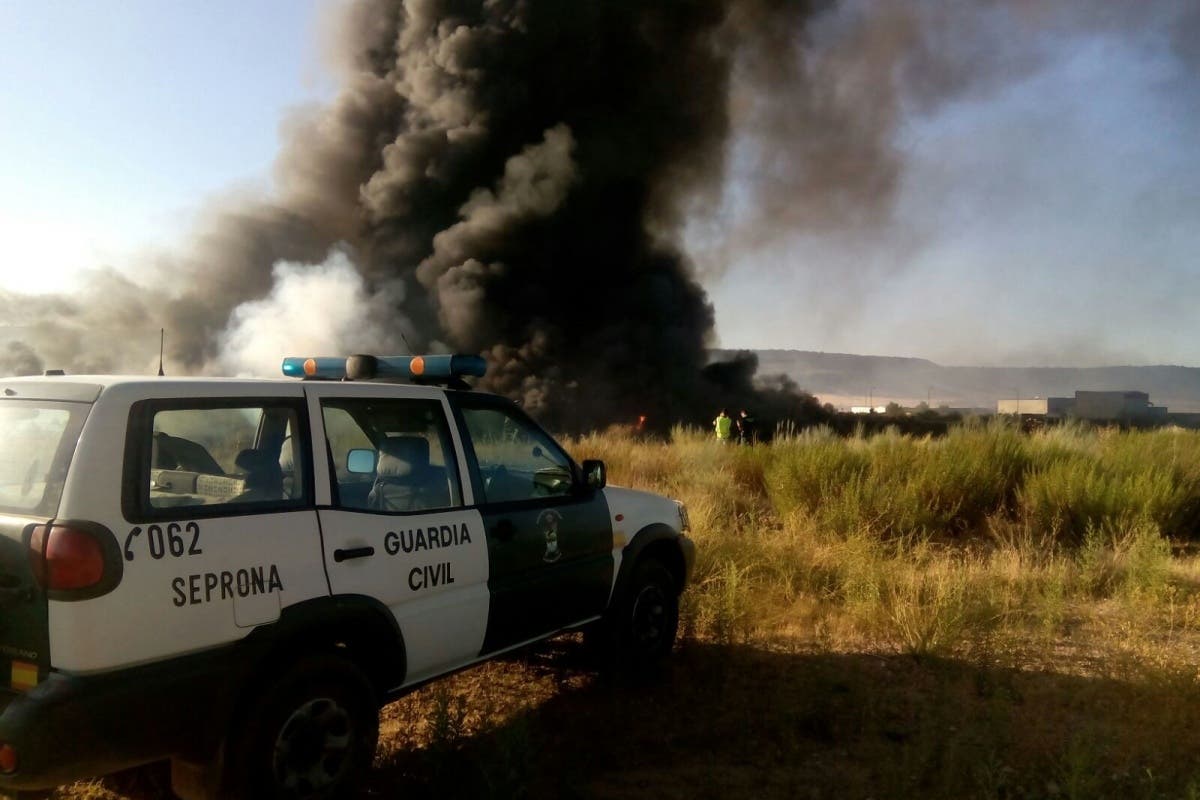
[708,21,1200,366]
[1,2,1197,367]
[0,0,331,291]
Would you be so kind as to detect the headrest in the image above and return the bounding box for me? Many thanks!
[376,436,430,478]
[236,448,279,475]
[278,438,294,471]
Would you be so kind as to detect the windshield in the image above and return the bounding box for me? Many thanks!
[0,400,89,516]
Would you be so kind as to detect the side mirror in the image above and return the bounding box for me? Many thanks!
[346,448,376,474]
[582,459,606,490]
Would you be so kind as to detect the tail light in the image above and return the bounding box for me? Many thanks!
[28,522,121,599]
[0,743,16,774]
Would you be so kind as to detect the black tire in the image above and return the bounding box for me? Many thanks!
[593,558,680,674]
[226,653,379,800]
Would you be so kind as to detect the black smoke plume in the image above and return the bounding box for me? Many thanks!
[2,0,840,431]
[323,0,836,432]
[3,0,1188,431]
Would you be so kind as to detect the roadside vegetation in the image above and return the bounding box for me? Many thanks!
[60,421,1200,800]
[577,422,1200,648]
[565,421,1200,798]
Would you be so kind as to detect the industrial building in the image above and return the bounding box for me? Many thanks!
[997,390,1168,422]
[996,396,1074,418]
[1073,391,1168,421]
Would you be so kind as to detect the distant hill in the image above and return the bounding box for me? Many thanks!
[713,349,1200,413]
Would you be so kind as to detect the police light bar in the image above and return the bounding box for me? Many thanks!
[281,354,487,382]
[280,357,347,379]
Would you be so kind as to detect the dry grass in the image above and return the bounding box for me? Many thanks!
[57,423,1200,799]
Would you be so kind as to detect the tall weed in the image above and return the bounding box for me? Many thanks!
[695,560,757,644]
[1077,520,1172,600]
[885,568,969,657]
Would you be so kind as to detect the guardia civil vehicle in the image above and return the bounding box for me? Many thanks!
[0,354,694,800]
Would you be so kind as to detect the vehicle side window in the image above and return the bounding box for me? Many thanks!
[460,407,574,504]
[321,399,462,513]
[0,401,87,516]
[143,404,307,512]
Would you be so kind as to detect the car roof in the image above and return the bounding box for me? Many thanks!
[0,375,299,403]
[0,374,468,403]
[3,375,300,386]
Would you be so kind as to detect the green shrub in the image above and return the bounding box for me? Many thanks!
[762,426,869,518]
[930,422,1029,528]
[761,421,1030,539]
[1098,429,1200,538]
[1019,456,1191,544]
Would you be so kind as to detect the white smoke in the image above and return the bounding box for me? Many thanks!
[216,248,412,377]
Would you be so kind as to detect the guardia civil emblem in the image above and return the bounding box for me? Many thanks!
[538,509,562,563]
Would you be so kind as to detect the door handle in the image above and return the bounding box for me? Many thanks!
[491,519,516,542]
[333,546,375,563]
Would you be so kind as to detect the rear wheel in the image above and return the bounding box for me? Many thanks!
[226,654,379,800]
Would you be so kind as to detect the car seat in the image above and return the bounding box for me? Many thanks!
[231,448,284,503]
[278,437,295,498]
[367,436,450,512]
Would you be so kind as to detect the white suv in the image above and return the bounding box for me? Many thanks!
[0,354,693,800]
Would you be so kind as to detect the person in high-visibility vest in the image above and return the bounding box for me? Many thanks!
[713,409,732,442]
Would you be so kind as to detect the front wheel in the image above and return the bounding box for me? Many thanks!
[225,654,379,800]
[592,558,680,675]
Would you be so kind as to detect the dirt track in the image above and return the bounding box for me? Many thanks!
[54,634,1200,799]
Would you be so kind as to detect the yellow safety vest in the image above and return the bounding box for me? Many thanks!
[714,415,732,439]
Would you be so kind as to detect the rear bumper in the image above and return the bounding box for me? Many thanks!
[0,648,234,793]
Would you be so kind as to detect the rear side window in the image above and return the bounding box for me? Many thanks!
[0,400,88,516]
[125,399,310,519]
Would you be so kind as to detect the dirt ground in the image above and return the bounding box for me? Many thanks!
[52,632,1200,800]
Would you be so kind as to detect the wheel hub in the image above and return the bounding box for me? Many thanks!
[273,697,354,797]
[631,584,667,649]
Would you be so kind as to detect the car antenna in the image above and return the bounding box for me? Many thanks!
[157,328,165,377]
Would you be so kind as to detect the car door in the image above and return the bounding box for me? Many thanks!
[306,383,491,686]
[47,389,329,673]
[450,394,613,654]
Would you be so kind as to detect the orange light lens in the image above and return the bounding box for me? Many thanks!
[303,358,317,376]
[410,356,425,376]
[0,744,17,773]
